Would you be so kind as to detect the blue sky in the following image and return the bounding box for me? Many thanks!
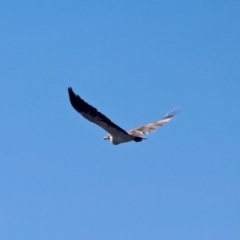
[1,1,240,239]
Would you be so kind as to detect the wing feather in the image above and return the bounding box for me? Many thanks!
[68,87,128,135]
[128,108,179,137]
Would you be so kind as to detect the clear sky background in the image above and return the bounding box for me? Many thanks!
[1,1,240,240]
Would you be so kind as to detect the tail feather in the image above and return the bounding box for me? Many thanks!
[133,136,146,142]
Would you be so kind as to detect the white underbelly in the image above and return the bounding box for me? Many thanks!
[111,132,133,145]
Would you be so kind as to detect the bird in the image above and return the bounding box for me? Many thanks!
[68,87,178,145]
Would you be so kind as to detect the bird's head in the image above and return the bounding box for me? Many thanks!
[103,134,110,140]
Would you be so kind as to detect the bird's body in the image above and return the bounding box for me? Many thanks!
[68,87,178,145]
[106,133,135,145]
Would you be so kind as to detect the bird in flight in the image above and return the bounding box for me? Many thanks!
[68,87,178,145]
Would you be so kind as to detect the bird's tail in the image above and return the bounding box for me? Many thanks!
[133,136,147,142]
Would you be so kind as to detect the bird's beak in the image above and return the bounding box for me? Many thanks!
[103,137,107,140]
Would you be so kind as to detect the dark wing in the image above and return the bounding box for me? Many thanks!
[128,108,179,137]
[68,87,128,135]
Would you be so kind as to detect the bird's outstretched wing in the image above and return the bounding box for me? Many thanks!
[68,87,128,135]
[128,108,179,137]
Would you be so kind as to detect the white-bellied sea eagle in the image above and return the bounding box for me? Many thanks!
[68,87,178,145]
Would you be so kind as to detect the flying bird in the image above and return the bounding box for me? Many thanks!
[68,87,178,145]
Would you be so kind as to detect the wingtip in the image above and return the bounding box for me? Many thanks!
[166,106,180,118]
[68,87,75,96]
